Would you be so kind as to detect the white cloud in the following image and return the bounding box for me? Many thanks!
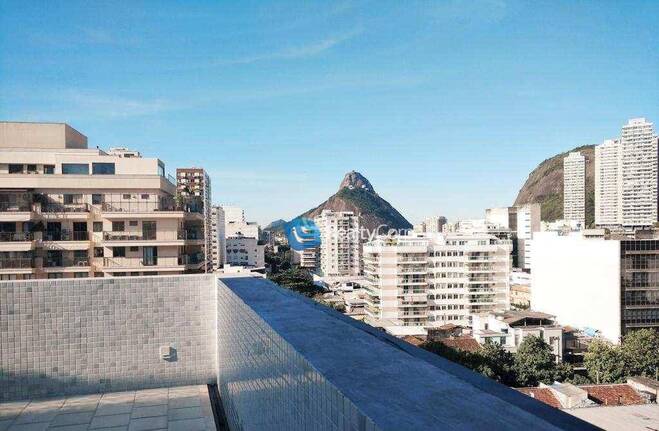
[216,29,362,65]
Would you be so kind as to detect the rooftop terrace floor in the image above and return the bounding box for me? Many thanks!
[0,386,215,431]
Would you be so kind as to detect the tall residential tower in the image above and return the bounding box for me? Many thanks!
[563,151,586,227]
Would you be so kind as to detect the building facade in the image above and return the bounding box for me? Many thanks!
[594,139,621,226]
[0,122,206,280]
[225,235,265,268]
[363,233,512,328]
[176,167,212,272]
[210,205,226,270]
[563,151,586,227]
[531,230,659,342]
[315,210,361,277]
[595,118,658,229]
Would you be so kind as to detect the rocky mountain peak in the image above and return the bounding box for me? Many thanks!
[338,170,375,193]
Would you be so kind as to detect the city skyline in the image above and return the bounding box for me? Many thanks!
[1,1,658,226]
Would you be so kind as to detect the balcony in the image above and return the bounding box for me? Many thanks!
[0,275,596,430]
[44,256,90,268]
[102,256,159,268]
[0,202,32,212]
[43,231,89,241]
[0,232,33,242]
[0,257,34,269]
[41,203,90,214]
[103,231,153,241]
[100,199,203,215]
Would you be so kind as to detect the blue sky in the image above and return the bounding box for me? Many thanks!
[1,1,657,226]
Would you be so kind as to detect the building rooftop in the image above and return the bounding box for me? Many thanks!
[438,336,482,353]
[516,388,562,409]
[565,404,659,431]
[0,385,216,431]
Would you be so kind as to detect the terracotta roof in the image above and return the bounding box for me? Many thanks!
[402,335,425,346]
[497,310,555,325]
[580,384,646,406]
[437,323,460,330]
[515,388,561,409]
[439,336,481,353]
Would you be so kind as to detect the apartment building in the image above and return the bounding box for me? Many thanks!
[532,230,659,342]
[0,122,206,280]
[563,151,586,227]
[291,247,319,271]
[594,139,621,226]
[485,204,541,270]
[363,233,512,328]
[315,210,361,277]
[225,234,265,268]
[176,167,212,272]
[210,205,226,270]
[415,216,447,233]
[595,118,658,229]
[472,311,564,360]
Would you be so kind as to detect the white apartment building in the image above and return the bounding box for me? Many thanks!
[222,206,245,224]
[0,121,206,280]
[595,118,658,229]
[415,216,446,233]
[210,205,226,270]
[531,230,659,342]
[472,311,563,360]
[363,233,512,328]
[315,210,361,277]
[485,204,540,270]
[176,167,212,272]
[563,151,586,227]
[225,235,265,268]
[516,203,541,270]
[291,247,319,271]
[595,139,621,226]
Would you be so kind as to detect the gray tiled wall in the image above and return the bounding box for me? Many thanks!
[0,275,217,401]
[216,281,378,431]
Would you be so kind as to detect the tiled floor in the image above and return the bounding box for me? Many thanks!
[0,386,216,431]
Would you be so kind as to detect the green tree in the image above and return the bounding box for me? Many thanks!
[584,339,626,384]
[621,329,659,379]
[269,267,324,297]
[476,341,517,386]
[513,336,558,386]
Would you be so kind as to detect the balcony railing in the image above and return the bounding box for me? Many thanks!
[0,257,34,269]
[101,200,202,214]
[43,231,89,241]
[0,203,32,212]
[102,257,159,268]
[41,204,90,213]
[103,232,151,241]
[178,254,204,265]
[178,230,204,240]
[44,257,90,268]
[0,232,34,242]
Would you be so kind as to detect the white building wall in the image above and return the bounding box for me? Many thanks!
[531,232,621,342]
[316,210,361,277]
[211,206,226,269]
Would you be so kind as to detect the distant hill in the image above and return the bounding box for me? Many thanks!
[264,219,287,232]
[514,145,595,224]
[299,171,412,235]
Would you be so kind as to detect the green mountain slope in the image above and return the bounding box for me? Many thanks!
[514,145,595,224]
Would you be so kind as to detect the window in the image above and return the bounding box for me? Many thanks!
[112,247,126,257]
[92,194,103,205]
[47,273,63,279]
[123,194,132,199]
[44,165,55,174]
[94,247,104,257]
[27,164,37,173]
[129,220,138,226]
[8,164,23,174]
[129,246,139,252]
[63,194,82,205]
[62,163,89,175]
[74,272,88,278]
[141,194,149,200]
[112,221,125,232]
[92,163,115,175]
[93,222,103,232]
